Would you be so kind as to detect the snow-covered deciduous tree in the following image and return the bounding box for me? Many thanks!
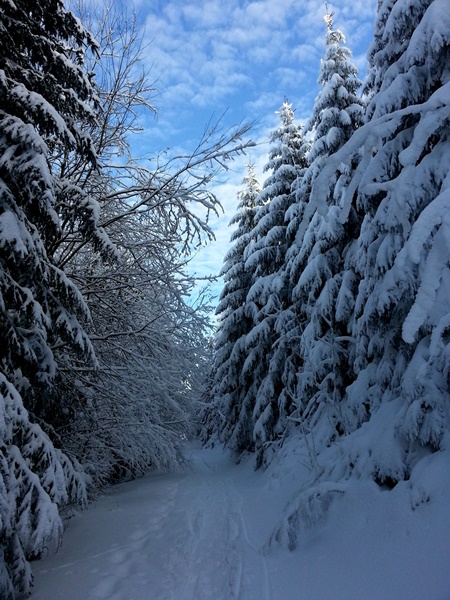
[40,1,255,487]
[1,0,255,591]
[207,165,262,454]
[0,0,102,595]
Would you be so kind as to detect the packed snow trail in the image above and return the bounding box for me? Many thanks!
[31,443,450,600]
[31,445,276,600]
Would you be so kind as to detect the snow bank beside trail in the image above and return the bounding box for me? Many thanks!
[263,437,450,600]
[30,443,450,600]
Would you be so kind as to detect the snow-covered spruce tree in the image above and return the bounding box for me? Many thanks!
[207,165,262,454]
[242,103,309,467]
[286,8,365,441]
[272,0,450,548]
[0,1,107,596]
[341,0,450,487]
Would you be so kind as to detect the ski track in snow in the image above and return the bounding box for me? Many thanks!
[30,444,450,600]
[31,447,272,600]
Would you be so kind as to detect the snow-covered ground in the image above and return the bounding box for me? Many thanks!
[31,443,450,600]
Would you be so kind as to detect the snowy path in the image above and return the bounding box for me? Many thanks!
[30,444,450,600]
[31,446,276,600]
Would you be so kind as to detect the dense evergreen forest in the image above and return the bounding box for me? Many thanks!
[200,0,450,554]
[1,0,449,597]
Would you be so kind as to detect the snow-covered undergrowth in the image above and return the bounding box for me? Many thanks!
[265,439,450,600]
[30,442,450,600]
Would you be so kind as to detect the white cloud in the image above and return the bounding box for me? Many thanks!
[120,0,377,303]
[136,0,376,126]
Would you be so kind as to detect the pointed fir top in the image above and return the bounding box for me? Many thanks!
[243,162,257,183]
[324,3,345,46]
[324,2,335,31]
[238,162,261,207]
[275,100,295,126]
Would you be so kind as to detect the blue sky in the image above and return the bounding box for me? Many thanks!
[119,0,377,302]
